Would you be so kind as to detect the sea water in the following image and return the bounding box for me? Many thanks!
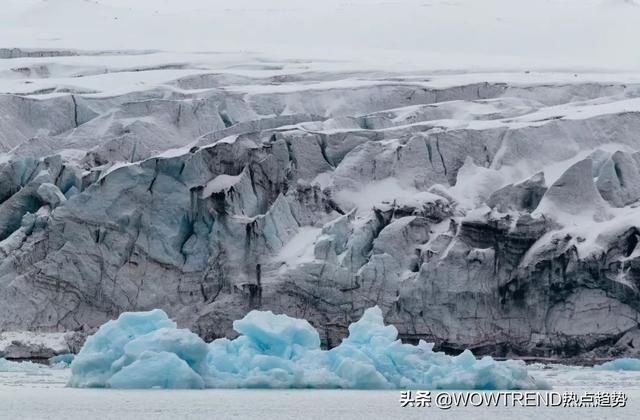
[1,364,639,420]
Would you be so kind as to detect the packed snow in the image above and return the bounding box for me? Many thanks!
[202,174,244,196]
[274,227,321,267]
[69,307,546,390]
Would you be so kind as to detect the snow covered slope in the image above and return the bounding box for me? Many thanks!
[1,1,640,359]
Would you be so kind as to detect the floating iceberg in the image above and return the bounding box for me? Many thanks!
[595,358,640,371]
[69,307,547,390]
[48,353,75,368]
[0,358,43,372]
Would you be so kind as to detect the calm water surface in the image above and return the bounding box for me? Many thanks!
[1,365,639,420]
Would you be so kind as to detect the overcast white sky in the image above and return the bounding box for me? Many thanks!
[2,0,639,71]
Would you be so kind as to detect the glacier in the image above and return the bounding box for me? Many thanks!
[2,62,640,361]
[68,307,545,390]
[2,1,640,364]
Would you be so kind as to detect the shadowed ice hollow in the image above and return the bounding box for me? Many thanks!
[68,307,547,390]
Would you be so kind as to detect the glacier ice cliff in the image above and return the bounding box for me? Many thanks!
[69,307,545,389]
[2,51,640,360]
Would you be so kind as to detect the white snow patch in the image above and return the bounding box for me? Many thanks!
[274,227,321,267]
[202,174,243,196]
[154,141,198,159]
[449,157,506,210]
[214,135,239,146]
[97,161,135,181]
[335,178,442,213]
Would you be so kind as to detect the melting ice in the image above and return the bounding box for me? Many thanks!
[68,306,547,390]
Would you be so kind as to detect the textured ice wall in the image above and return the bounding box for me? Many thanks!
[69,307,546,390]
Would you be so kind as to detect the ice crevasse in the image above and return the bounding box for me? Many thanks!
[68,306,547,390]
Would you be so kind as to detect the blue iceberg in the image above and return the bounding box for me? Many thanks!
[108,351,206,389]
[49,353,75,368]
[69,306,547,390]
[0,358,43,372]
[68,309,208,388]
[595,358,640,371]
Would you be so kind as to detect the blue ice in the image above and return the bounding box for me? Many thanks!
[49,353,75,368]
[0,358,43,372]
[595,358,640,371]
[69,306,547,390]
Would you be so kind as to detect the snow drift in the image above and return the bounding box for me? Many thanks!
[68,307,546,390]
